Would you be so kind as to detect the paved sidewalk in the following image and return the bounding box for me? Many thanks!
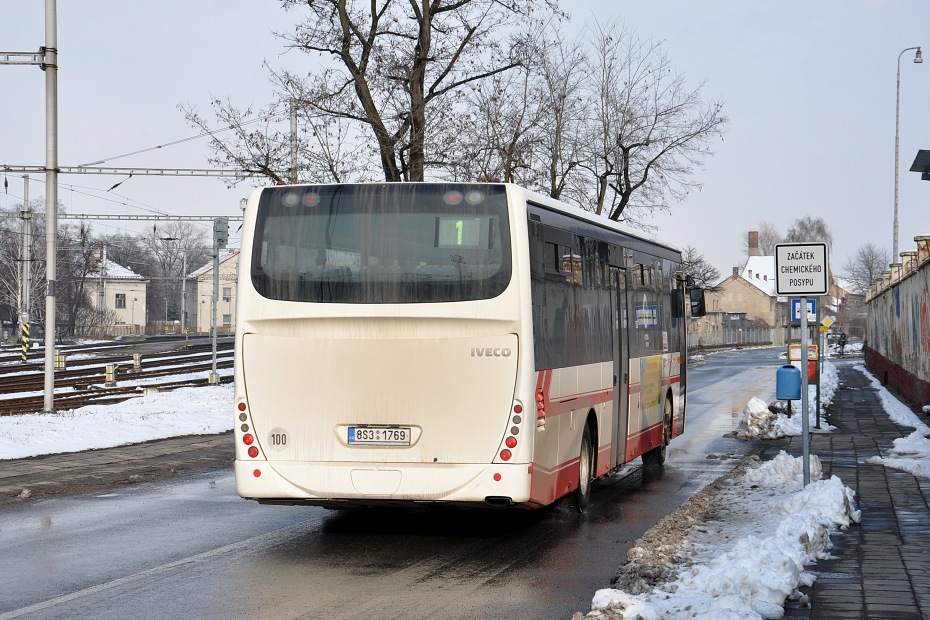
[761,361,930,619]
[0,432,232,505]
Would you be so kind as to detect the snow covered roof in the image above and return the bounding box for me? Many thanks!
[740,256,777,296]
[190,251,240,278]
[88,260,145,280]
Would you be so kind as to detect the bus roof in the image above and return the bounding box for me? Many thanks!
[516,185,683,257]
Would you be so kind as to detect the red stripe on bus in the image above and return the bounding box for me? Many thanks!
[625,421,663,460]
[545,388,613,417]
[530,456,580,506]
[529,441,615,505]
[597,444,612,475]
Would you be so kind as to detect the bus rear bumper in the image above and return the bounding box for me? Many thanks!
[235,459,532,507]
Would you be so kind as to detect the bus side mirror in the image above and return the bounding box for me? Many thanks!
[689,288,706,317]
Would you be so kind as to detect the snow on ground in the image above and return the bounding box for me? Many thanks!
[735,361,839,440]
[0,382,234,460]
[862,364,930,479]
[579,452,860,620]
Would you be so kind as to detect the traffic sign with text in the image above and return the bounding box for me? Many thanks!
[775,242,829,296]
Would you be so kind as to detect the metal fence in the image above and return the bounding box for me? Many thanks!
[687,328,780,350]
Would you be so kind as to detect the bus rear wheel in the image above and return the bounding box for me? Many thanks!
[643,397,672,474]
[572,424,594,513]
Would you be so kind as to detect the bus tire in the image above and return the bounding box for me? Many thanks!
[572,423,595,513]
[643,396,672,474]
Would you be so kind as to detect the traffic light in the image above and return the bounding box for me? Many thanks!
[214,217,229,249]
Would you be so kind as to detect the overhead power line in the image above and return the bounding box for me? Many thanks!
[1,165,249,178]
[61,214,244,222]
[78,113,285,167]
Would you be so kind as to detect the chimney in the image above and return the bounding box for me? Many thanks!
[748,231,760,257]
[732,267,739,277]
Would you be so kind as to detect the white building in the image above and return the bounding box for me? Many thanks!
[86,259,148,336]
[192,251,240,334]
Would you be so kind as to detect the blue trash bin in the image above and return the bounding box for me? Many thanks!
[776,364,801,400]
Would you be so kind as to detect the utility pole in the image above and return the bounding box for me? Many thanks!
[180,251,187,339]
[209,217,228,384]
[20,176,32,363]
[99,244,107,335]
[42,0,59,413]
[290,98,298,184]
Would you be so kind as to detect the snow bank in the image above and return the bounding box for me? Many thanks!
[580,452,860,620]
[735,361,839,439]
[859,364,930,478]
[0,384,234,460]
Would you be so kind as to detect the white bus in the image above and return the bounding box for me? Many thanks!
[233,183,704,511]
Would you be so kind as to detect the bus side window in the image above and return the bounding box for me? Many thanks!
[544,242,559,272]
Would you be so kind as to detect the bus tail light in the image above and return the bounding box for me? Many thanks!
[505,436,517,449]
[248,446,259,458]
[243,433,254,446]
[500,449,512,461]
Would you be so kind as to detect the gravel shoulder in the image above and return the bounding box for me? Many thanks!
[0,432,233,506]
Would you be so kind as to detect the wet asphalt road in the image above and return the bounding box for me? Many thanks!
[0,347,786,620]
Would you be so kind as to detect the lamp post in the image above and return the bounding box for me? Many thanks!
[131,297,137,335]
[894,46,923,260]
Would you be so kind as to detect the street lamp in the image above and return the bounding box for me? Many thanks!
[894,46,923,260]
[131,297,137,335]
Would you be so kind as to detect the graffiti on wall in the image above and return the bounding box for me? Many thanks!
[868,270,930,384]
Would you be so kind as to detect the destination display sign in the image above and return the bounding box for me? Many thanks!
[774,242,829,296]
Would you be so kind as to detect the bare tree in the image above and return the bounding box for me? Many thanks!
[269,0,559,183]
[784,216,834,248]
[57,223,99,337]
[181,98,369,185]
[579,20,728,223]
[681,245,721,289]
[99,233,154,278]
[0,199,48,332]
[435,23,588,197]
[841,243,891,295]
[0,206,25,325]
[741,220,783,258]
[436,64,544,184]
[531,27,588,200]
[143,222,210,323]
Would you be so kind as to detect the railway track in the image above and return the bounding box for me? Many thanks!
[0,374,234,417]
[0,349,235,394]
[0,337,237,416]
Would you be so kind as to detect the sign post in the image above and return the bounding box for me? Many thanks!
[775,242,829,486]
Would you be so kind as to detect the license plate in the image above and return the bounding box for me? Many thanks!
[348,426,411,446]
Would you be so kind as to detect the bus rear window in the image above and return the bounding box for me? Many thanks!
[251,184,512,303]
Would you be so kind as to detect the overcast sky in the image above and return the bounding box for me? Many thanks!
[3,1,930,279]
